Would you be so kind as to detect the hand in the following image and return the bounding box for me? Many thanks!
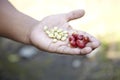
[29,10,100,55]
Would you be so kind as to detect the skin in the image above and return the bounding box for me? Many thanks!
[0,0,100,55]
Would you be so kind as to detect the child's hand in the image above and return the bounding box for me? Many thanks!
[0,1,100,55]
[29,10,100,55]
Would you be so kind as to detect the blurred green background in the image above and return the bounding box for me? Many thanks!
[0,0,120,80]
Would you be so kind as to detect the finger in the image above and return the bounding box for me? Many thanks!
[86,41,100,49]
[56,46,81,55]
[80,47,92,55]
[85,33,101,49]
[65,9,85,22]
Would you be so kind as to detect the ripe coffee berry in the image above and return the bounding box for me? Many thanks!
[83,36,89,44]
[70,40,77,48]
[69,33,90,49]
[77,35,84,40]
[72,33,78,40]
[69,36,75,41]
[76,40,85,48]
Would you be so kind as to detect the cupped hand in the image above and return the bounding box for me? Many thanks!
[29,10,100,55]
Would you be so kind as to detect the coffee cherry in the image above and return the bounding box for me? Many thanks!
[69,32,90,49]
[44,26,48,30]
[61,36,66,41]
[69,35,75,41]
[53,39,57,43]
[76,40,85,49]
[77,35,84,40]
[83,36,89,44]
[44,26,68,43]
[72,33,78,40]
[70,40,77,48]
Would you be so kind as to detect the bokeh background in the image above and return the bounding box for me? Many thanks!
[0,0,120,80]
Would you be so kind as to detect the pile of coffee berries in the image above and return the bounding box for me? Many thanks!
[69,33,90,49]
[44,26,90,49]
[44,26,68,43]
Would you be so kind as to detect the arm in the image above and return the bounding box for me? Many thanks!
[0,0,39,44]
[0,0,100,55]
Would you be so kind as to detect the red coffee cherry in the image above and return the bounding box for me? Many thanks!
[69,35,75,41]
[69,33,90,49]
[77,35,84,40]
[72,33,78,40]
[83,36,89,44]
[70,40,77,48]
[76,40,85,49]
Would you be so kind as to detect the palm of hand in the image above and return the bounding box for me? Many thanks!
[30,10,100,55]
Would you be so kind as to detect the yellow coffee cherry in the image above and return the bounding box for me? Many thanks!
[57,28,63,33]
[44,26,48,30]
[53,39,57,43]
[63,34,68,37]
[56,35,62,40]
[48,33,54,38]
[54,32,59,37]
[44,26,68,42]
[61,36,66,41]
[50,29,55,33]
[45,30,50,34]
[59,32,64,37]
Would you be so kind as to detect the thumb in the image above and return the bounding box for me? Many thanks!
[65,9,85,22]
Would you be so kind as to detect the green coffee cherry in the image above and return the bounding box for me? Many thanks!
[44,26,68,43]
[44,26,48,30]
[53,39,57,43]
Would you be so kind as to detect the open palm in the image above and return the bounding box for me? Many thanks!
[29,10,100,55]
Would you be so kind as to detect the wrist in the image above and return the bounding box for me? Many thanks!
[0,0,40,44]
[26,19,40,45]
